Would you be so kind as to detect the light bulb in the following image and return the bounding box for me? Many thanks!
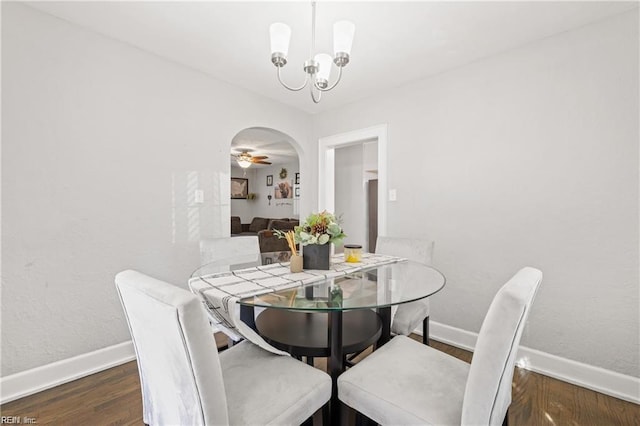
[333,21,355,55]
[270,23,291,56]
[237,158,252,169]
[314,53,333,87]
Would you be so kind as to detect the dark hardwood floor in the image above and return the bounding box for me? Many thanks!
[2,334,638,425]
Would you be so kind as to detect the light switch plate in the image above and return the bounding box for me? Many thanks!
[194,189,204,204]
[389,189,397,201]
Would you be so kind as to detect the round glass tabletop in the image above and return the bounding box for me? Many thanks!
[191,252,446,312]
[239,261,445,311]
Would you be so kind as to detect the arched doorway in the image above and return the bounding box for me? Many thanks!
[229,127,301,236]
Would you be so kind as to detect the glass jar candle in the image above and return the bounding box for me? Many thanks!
[344,244,363,263]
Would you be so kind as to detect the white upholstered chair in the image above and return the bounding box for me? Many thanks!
[197,236,262,342]
[116,270,331,426]
[338,267,542,426]
[375,236,435,344]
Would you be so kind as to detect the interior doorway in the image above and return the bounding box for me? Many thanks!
[318,124,388,252]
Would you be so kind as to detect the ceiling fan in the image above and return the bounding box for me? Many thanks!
[232,150,272,168]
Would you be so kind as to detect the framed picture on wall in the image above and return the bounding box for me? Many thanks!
[266,175,273,186]
[275,181,293,199]
[295,172,300,185]
[231,178,248,199]
[295,187,300,198]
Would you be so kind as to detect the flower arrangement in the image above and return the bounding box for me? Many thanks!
[294,210,346,246]
[274,211,345,270]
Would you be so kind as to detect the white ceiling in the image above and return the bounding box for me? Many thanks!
[27,1,637,114]
[231,127,298,168]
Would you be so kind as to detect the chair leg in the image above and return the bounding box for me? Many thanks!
[344,350,361,368]
[346,348,366,361]
[322,402,331,426]
[355,410,377,426]
[503,408,509,426]
[422,316,430,345]
[306,356,314,366]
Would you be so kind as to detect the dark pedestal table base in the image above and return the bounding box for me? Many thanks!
[256,309,382,357]
[256,309,383,425]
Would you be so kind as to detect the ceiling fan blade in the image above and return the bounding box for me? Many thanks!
[251,156,269,160]
[254,161,272,165]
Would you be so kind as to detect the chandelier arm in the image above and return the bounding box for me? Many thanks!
[277,67,309,92]
[310,84,322,104]
[314,66,344,92]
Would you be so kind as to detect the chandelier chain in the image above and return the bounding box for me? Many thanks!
[310,2,316,58]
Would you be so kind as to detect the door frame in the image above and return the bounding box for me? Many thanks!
[318,124,388,239]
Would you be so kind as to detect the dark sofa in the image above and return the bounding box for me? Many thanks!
[231,216,299,252]
[231,216,275,236]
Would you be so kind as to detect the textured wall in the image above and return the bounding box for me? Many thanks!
[1,3,313,376]
[246,162,301,221]
[313,11,639,376]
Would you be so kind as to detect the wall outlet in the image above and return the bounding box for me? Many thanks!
[194,189,204,204]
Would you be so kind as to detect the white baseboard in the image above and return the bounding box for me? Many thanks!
[423,321,640,405]
[0,341,135,404]
[3,325,639,406]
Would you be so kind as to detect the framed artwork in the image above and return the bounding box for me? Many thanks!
[274,180,293,199]
[230,178,248,199]
[295,172,300,185]
[295,187,300,198]
[266,175,273,186]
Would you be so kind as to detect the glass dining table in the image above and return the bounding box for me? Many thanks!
[190,251,446,424]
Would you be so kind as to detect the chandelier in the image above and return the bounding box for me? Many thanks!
[269,1,355,104]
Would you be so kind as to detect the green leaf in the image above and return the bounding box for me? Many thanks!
[328,223,341,234]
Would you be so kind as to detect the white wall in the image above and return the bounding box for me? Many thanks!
[230,162,300,223]
[251,162,300,220]
[1,3,313,376]
[335,144,366,252]
[362,140,378,182]
[313,11,639,377]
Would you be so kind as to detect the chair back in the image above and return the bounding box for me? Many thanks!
[375,236,434,265]
[461,267,542,426]
[375,236,435,336]
[200,236,260,264]
[115,270,229,425]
